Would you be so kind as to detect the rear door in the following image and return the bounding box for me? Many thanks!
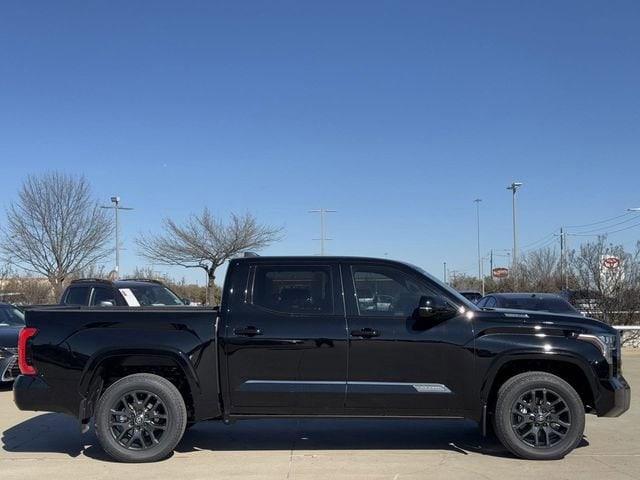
[224,261,348,415]
[343,261,475,416]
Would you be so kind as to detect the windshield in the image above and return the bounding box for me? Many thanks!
[404,263,478,311]
[123,285,184,306]
[500,297,578,314]
[0,306,25,327]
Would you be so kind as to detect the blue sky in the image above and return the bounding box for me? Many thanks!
[1,1,639,285]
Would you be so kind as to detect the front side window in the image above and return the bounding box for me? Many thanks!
[352,265,439,317]
[252,265,333,314]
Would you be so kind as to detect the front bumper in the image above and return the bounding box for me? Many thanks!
[595,375,631,417]
[0,354,19,383]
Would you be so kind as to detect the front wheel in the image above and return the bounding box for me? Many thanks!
[94,373,187,463]
[493,371,585,460]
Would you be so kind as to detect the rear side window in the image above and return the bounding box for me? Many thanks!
[63,286,90,305]
[251,265,333,314]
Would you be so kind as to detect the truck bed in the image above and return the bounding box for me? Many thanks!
[16,306,221,423]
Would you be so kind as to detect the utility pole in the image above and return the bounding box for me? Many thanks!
[506,182,523,278]
[560,227,565,290]
[474,199,484,295]
[308,208,336,255]
[563,229,569,291]
[490,249,494,276]
[101,196,133,278]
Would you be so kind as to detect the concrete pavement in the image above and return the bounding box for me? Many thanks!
[1,352,639,480]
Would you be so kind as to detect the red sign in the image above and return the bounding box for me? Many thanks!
[602,257,620,270]
[492,267,509,278]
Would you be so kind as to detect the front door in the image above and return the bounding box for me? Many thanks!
[224,261,347,415]
[343,261,475,416]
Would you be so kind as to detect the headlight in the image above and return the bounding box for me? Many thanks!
[577,333,617,365]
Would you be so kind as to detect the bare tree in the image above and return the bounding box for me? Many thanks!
[518,247,562,292]
[570,237,640,329]
[1,172,114,299]
[136,209,282,304]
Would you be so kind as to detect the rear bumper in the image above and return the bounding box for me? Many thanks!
[595,375,631,417]
[13,375,78,416]
[13,375,55,411]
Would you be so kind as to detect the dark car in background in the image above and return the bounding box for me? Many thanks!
[60,278,190,307]
[477,293,580,314]
[458,290,483,303]
[0,303,24,384]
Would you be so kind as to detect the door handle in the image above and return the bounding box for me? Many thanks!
[234,326,263,337]
[350,327,380,338]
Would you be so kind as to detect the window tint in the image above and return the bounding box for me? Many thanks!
[63,286,90,305]
[125,285,183,306]
[252,265,333,314]
[91,287,116,306]
[499,297,577,314]
[486,297,497,308]
[0,306,24,327]
[352,265,438,317]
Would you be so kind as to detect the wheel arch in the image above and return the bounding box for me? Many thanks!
[78,347,202,423]
[481,352,598,417]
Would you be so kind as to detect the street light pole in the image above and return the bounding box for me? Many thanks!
[474,198,484,295]
[308,208,336,255]
[101,196,133,278]
[506,182,523,275]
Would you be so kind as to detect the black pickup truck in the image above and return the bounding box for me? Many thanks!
[14,256,630,462]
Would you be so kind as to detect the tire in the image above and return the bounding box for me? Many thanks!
[94,373,187,463]
[493,371,585,460]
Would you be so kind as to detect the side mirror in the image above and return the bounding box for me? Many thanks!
[182,298,191,306]
[418,295,453,318]
[99,300,114,307]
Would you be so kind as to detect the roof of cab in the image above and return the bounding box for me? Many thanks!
[232,255,401,263]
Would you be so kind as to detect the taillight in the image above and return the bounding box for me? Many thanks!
[18,327,38,375]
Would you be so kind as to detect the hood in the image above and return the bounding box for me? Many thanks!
[478,307,615,334]
[0,326,20,349]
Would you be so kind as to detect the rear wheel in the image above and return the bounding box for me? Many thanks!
[493,371,585,460]
[94,373,187,463]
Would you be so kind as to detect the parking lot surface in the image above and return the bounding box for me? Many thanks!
[1,352,638,480]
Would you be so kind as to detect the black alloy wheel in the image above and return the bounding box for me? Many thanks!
[95,373,187,462]
[109,390,169,450]
[510,388,571,448]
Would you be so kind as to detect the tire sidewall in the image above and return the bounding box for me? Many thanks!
[494,372,585,460]
[95,374,187,463]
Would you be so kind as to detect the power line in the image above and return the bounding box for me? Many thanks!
[568,217,640,237]
[566,213,640,236]
[520,231,556,250]
[565,211,633,229]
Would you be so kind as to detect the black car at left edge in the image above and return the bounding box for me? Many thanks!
[0,303,24,384]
